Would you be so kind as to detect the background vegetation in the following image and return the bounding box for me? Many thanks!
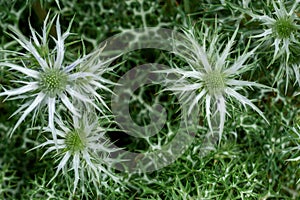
[0,0,299,199]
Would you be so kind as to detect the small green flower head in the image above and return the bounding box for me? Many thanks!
[39,68,68,97]
[65,128,87,154]
[273,17,296,39]
[204,71,225,95]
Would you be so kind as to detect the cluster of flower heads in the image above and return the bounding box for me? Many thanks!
[0,14,121,195]
[1,0,300,196]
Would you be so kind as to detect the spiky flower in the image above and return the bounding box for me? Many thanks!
[159,24,269,142]
[0,14,114,138]
[250,0,300,61]
[249,0,300,89]
[33,113,121,194]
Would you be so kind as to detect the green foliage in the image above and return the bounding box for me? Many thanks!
[0,0,299,199]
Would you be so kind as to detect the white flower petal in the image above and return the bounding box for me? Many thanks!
[11,92,45,135]
[59,93,80,116]
[49,151,71,184]
[48,97,59,144]
[41,144,66,159]
[225,88,268,124]
[226,79,270,89]
[54,16,65,69]
[273,0,287,18]
[215,27,238,71]
[90,80,112,93]
[81,84,110,111]
[72,153,80,194]
[68,72,94,80]
[273,38,281,61]
[217,96,226,143]
[9,101,32,118]
[0,63,39,78]
[289,0,300,15]
[48,97,56,130]
[8,26,49,70]
[196,46,211,72]
[188,90,206,115]
[251,29,272,38]
[283,39,290,60]
[27,139,62,155]
[292,64,300,87]
[82,150,97,173]
[168,83,202,91]
[205,95,213,133]
[224,46,258,75]
[54,118,70,135]
[64,57,87,73]
[286,156,300,162]
[29,21,41,47]
[66,88,102,112]
[0,82,38,97]
[254,15,276,25]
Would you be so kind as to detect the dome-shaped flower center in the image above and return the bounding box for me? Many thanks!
[274,17,296,38]
[39,69,67,97]
[204,71,225,95]
[65,129,87,153]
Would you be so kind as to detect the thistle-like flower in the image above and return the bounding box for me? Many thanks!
[160,24,269,142]
[33,113,121,194]
[0,14,114,138]
[249,0,300,89]
[250,0,300,61]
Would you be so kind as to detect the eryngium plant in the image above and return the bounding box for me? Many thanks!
[159,22,269,142]
[0,13,114,141]
[33,112,122,195]
[249,0,300,90]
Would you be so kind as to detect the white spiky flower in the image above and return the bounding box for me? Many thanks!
[249,0,300,90]
[33,112,121,194]
[250,0,300,62]
[0,14,114,138]
[159,24,269,142]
